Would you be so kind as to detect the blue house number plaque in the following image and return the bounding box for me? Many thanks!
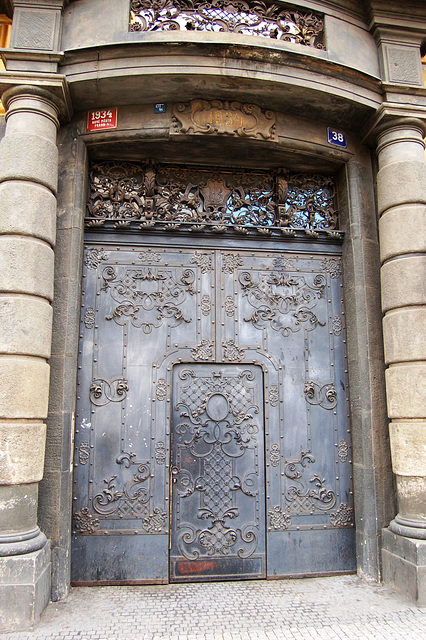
[327,127,347,148]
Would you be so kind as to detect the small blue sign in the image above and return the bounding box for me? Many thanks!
[155,103,166,114]
[327,127,347,148]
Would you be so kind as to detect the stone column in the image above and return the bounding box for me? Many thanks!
[377,118,426,605]
[0,86,59,631]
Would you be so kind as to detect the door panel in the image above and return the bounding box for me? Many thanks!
[170,364,266,582]
[217,250,355,576]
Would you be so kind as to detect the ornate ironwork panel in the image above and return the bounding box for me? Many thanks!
[73,209,353,582]
[86,161,339,235]
[129,0,326,50]
[170,364,266,581]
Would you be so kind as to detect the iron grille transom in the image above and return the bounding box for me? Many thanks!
[129,0,326,50]
[86,161,340,238]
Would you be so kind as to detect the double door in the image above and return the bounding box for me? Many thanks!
[71,239,355,584]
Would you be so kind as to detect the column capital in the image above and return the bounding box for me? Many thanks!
[363,103,426,145]
[0,71,72,121]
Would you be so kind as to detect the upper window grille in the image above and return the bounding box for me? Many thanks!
[86,161,340,239]
[129,0,326,50]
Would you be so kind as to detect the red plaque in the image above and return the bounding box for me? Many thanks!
[87,108,118,131]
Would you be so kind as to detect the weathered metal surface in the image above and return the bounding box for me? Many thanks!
[170,364,266,581]
[72,237,354,583]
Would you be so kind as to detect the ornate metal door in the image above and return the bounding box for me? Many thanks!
[170,364,266,581]
[72,241,354,584]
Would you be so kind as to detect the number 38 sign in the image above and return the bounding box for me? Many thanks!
[327,127,347,148]
[87,108,118,131]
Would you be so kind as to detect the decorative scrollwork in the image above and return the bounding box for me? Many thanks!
[337,440,349,463]
[129,0,326,51]
[85,248,108,269]
[241,269,326,337]
[321,257,342,278]
[155,441,167,464]
[224,296,236,316]
[142,508,167,533]
[86,161,339,233]
[268,505,291,531]
[191,252,212,273]
[222,253,244,273]
[156,378,167,401]
[101,264,194,331]
[223,339,244,362]
[174,367,261,560]
[269,385,279,407]
[332,315,343,336]
[78,442,90,465]
[201,294,212,315]
[89,376,129,406]
[83,307,96,329]
[191,339,214,361]
[284,450,336,514]
[138,249,162,262]
[89,377,128,406]
[330,503,354,527]
[73,507,100,533]
[92,462,151,517]
[269,444,280,467]
[304,380,337,410]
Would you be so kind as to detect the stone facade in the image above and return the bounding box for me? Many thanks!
[0,0,425,631]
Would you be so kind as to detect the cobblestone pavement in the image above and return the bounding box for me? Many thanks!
[1,576,425,640]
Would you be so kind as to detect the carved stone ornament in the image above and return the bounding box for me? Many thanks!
[172,101,276,140]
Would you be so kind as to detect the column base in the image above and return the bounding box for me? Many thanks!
[0,539,51,632]
[382,528,426,607]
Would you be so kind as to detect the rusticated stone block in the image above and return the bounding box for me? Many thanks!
[382,528,426,606]
[0,236,54,301]
[379,204,426,263]
[0,542,51,632]
[383,307,426,364]
[0,357,50,419]
[0,296,53,358]
[385,363,426,419]
[389,421,426,477]
[0,181,56,246]
[0,422,46,484]
[377,162,426,216]
[0,133,58,194]
[381,255,426,312]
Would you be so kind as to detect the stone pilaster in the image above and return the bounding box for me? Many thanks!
[0,86,60,631]
[376,118,426,605]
